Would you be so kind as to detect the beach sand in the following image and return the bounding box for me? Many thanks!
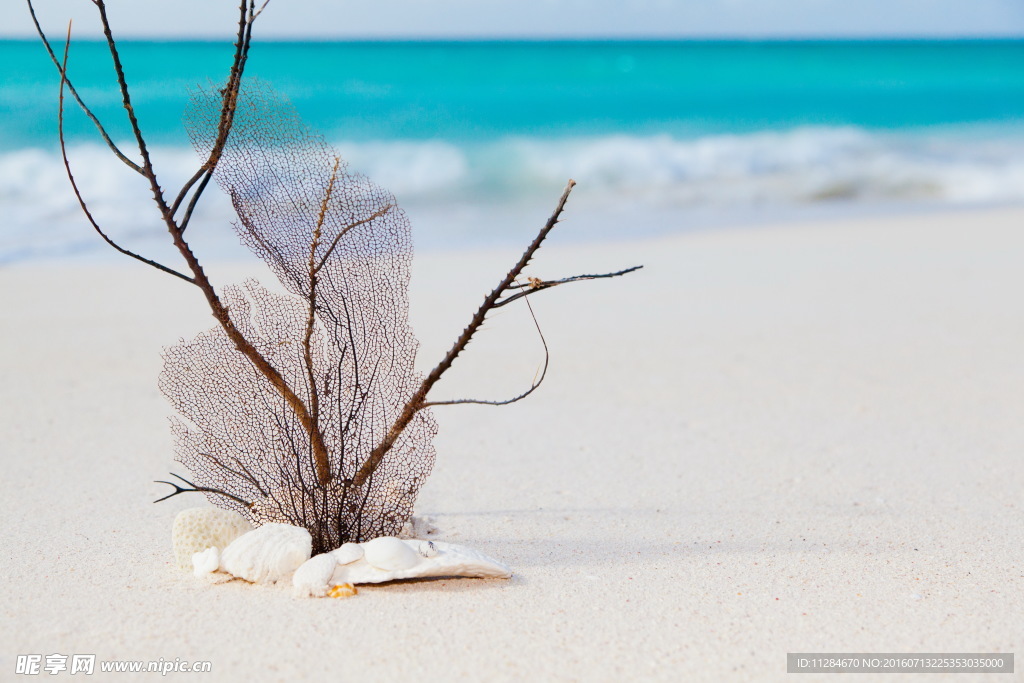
[1,206,1021,681]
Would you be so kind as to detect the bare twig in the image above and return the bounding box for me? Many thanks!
[26,0,143,175]
[353,180,577,486]
[302,156,343,484]
[422,289,550,407]
[353,179,639,485]
[57,22,193,283]
[153,473,253,507]
[495,265,643,308]
[170,0,264,226]
[176,169,214,233]
[314,203,393,274]
[92,0,167,217]
[252,0,272,19]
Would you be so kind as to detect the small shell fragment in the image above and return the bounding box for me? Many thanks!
[419,541,438,558]
[328,583,357,599]
[192,547,220,578]
[399,515,438,539]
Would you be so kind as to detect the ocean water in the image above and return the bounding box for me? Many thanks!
[2,39,1024,262]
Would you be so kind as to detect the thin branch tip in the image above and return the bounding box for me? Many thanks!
[153,473,252,506]
[27,0,143,173]
[352,179,578,485]
[38,1,636,548]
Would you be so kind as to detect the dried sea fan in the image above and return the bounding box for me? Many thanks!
[30,0,640,557]
[159,83,436,552]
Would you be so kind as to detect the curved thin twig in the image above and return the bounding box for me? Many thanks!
[57,22,193,283]
[314,203,393,274]
[353,180,576,486]
[170,0,266,227]
[495,265,644,308]
[176,169,214,233]
[92,0,177,223]
[26,0,143,175]
[422,286,550,407]
[153,473,253,507]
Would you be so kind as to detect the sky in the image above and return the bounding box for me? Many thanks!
[5,0,1024,40]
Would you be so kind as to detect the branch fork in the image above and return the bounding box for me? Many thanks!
[29,0,640,519]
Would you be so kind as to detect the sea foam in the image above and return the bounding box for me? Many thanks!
[4,126,1024,263]
[342,127,1024,207]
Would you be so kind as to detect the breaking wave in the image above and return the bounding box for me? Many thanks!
[5,126,1024,262]
[344,127,1024,206]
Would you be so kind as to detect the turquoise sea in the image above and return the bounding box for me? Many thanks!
[2,39,1024,260]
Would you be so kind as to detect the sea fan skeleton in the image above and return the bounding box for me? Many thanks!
[30,0,640,554]
[160,83,437,551]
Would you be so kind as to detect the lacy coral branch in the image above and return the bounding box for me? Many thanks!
[30,0,641,554]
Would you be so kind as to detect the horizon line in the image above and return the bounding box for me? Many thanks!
[3,34,1024,43]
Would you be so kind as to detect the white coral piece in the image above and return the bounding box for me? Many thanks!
[220,523,312,584]
[172,507,252,570]
[291,552,339,598]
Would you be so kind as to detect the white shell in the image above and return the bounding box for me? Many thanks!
[363,536,420,571]
[291,553,338,598]
[329,539,511,586]
[220,523,312,584]
[192,547,220,578]
[332,543,364,566]
[419,541,438,558]
[172,507,252,570]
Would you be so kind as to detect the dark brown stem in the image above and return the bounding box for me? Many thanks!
[177,169,214,233]
[352,180,577,486]
[170,0,262,225]
[422,291,550,407]
[77,1,328,489]
[153,473,253,507]
[26,0,143,175]
[494,265,643,308]
[93,0,168,218]
[302,156,343,484]
[57,22,192,282]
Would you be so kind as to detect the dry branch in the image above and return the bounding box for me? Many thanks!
[421,293,551,409]
[27,1,142,174]
[32,0,640,552]
[352,181,639,484]
[495,265,644,308]
[55,21,192,282]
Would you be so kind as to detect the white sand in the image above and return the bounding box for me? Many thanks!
[1,207,1022,681]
